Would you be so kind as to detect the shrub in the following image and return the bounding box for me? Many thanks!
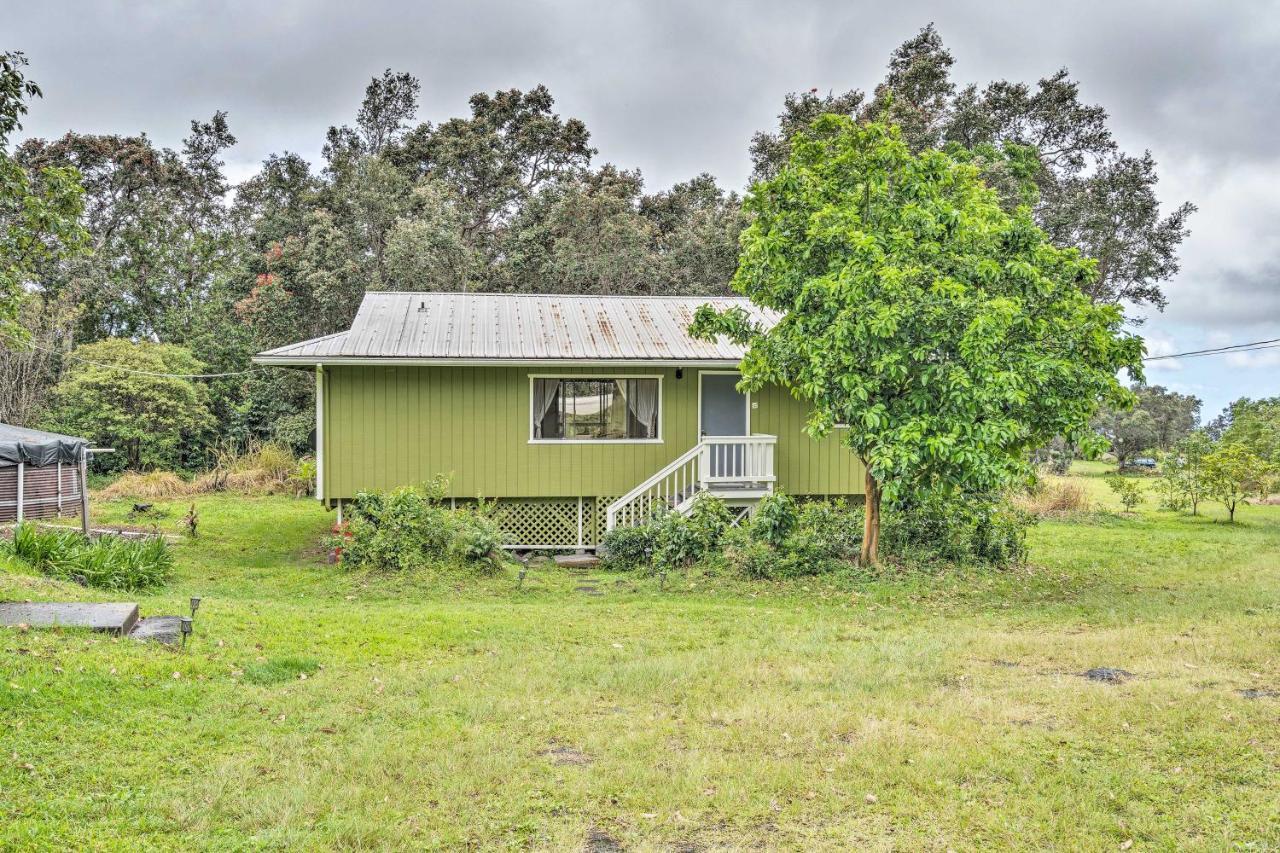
[652,511,706,572]
[687,494,732,552]
[779,499,863,575]
[337,479,503,572]
[723,527,778,579]
[3,522,174,590]
[880,494,1031,567]
[340,486,450,572]
[448,509,503,563]
[970,502,1031,566]
[599,523,658,570]
[751,492,797,547]
[1105,475,1145,512]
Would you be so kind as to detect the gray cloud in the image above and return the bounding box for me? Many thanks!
[7,0,1280,409]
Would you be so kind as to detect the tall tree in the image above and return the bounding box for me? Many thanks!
[693,117,1141,565]
[1132,384,1201,450]
[751,26,1195,317]
[0,51,87,339]
[17,113,238,340]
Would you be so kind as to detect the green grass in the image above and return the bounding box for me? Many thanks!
[2,478,1278,850]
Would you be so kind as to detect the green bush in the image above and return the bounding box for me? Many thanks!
[653,511,707,572]
[1105,475,1145,512]
[722,526,778,579]
[599,523,658,570]
[338,480,503,571]
[779,498,864,575]
[880,493,1031,567]
[687,494,733,552]
[448,509,503,562]
[3,522,174,590]
[751,492,797,547]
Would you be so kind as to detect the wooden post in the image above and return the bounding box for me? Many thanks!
[15,462,23,521]
[79,454,90,535]
[577,496,584,549]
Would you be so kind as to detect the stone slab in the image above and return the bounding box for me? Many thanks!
[0,602,139,635]
[554,553,600,569]
[130,615,183,645]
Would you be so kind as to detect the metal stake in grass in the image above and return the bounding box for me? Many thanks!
[189,596,202,620]
[179,616,193,647]
[517,566,527,590]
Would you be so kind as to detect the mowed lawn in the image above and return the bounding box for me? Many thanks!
[2,468,1278,850]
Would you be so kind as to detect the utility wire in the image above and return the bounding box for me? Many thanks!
[1143,337,1280,361]
[1,331,262,379]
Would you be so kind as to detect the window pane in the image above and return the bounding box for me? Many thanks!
[534,378,659,440]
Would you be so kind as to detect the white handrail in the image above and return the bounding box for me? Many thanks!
[606,434,778,531]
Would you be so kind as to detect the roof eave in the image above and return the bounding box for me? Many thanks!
[252,356,745,367]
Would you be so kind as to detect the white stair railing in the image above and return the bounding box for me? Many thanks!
[605,434,777,532]
[606,443,703,531]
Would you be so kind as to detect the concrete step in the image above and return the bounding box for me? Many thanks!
[0,602,139,636]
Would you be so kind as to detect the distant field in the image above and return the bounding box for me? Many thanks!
[2,471,1278,850]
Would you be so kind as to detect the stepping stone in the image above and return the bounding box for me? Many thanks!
[1082,667,1133,683]
[1238,688,1278,699]
[555,553,600,569]
[0,602,139,636]
[130,616,183,645]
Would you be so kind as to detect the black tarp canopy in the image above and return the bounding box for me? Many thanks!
[0,423,88,466]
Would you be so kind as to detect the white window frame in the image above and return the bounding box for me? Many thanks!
[528,374,664,444]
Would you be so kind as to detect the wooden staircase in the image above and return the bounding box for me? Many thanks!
[605,434,777,531]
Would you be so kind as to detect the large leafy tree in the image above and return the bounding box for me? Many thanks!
[693,117,1142,564]
[42,339,213,472]
[0,51,87,339]
[1202,443,1274,523]
[17,113,238,341]
[1091,406,1158,469]
[1134,384,1201,450]
[1219,397,1280,464]
[751,25,1194,317]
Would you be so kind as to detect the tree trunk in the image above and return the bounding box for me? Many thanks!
[860,468,881,567]
[1228,501,1236,523]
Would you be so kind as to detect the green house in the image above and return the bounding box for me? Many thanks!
[255,292,864,549]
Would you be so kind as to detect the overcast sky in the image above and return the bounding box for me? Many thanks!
[8,0,1279,418]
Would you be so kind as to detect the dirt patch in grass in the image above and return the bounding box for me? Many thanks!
[541,741,592,766]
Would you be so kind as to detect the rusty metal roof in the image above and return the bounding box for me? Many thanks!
[256,292,775,364]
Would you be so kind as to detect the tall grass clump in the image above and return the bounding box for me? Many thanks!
[1011,479,1090,516]
[98,471,194,500]
[3,522,174,590]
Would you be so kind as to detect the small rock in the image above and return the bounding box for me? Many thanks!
[1238,687,1278,699]
[865,793,878,804]
[1083,667,1133,683]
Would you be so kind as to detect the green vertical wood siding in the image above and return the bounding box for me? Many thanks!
[322,365,864,500]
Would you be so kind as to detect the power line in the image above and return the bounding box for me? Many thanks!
[1143,337,1280,362]
[1,332,262,379]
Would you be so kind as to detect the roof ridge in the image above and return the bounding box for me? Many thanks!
[363,291,749,300]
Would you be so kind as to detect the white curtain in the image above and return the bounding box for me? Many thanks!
[532,379,560,438]
[624,379,659,438]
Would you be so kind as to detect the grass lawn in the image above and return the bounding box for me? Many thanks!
[2,469,1278,850]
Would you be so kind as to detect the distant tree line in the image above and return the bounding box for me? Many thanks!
[0,27,1196,472]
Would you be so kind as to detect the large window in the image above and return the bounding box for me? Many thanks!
[531,378,660,441]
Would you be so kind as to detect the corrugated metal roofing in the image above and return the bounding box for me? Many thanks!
[257,292,776,363]
[258,331,350,359]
